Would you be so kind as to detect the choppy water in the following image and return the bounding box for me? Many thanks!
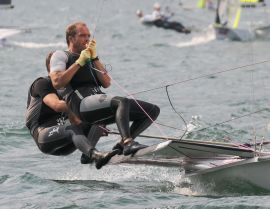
[1,0,270,208]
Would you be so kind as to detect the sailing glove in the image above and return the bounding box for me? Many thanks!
[88,39,97,59]
[75,49,91,67]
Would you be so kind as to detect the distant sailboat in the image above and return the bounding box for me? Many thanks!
[213,0,254,41]
[240,0,266,7]
[0,0,17,46]
[0,0,14,9]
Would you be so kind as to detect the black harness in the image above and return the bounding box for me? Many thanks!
[57,51,104,116]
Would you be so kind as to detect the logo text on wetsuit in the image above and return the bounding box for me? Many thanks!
[57,117,66,125]
[48,127,59,137]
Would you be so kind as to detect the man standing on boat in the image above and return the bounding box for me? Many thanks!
[49,22,160,156]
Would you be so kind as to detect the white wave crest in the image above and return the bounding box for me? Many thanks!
[0,28,20,39]
[11,41,66,48]
[175,27,215,48]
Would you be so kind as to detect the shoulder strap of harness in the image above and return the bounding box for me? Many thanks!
[26,77,47,108]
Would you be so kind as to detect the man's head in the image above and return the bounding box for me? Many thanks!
[153,2,161,11]
[46,51,54,73]
[66,22,91,53]
[136,10,143,18]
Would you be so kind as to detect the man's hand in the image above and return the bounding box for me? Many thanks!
[68,111,82,125]
[87,39,97,59]
[75,49,91,67]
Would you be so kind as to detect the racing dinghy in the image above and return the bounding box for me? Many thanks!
[214,0,255,41]
[0,0,14,9]
[108,137,270,191]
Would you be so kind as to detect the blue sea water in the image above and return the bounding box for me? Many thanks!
[1,0,270,208]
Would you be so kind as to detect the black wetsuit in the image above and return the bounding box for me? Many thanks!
[25,77,99,156]
[55,51,160,141]
[153,19,190,34]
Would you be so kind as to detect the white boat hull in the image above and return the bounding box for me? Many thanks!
[107,138,270,191]
[214,26,255,41]
[255,25,270,40]
[186,156,270,191]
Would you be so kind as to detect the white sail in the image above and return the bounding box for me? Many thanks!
[214,0,255,41]
[217,0,241,29]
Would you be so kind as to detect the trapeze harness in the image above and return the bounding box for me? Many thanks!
[25,77,66,139]
[25,77,93,156]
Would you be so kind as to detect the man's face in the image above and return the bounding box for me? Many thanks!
[71,25,91,53]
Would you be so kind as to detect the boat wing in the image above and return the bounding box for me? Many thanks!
[167,139,255,158]
[109,140,174,165]
[108,139,258,166]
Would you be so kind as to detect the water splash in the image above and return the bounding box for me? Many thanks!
[175,26,216,48]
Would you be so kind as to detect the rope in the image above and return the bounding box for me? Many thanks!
[88,1,270,148]
[165,85,187,140]
[91,0,106,39]
[98,106,267,141]
[88,0,169,141]
[191,108,266,135]
[131,59,270,95]
[91,66,169,140]
[248,9,257,155]
[92,64,269,141]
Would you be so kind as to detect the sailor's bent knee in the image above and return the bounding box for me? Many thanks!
[150,105,160,120]
[120,97,130,107]
[111,96,130,108]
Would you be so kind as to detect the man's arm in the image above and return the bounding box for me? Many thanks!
[43,93,68,112]
[92,59,111,88]
[43,93,82,125]
[50,58,111,89]
[49,51,82,89]
[88,40,111,88]
[50,63,80,89]
[68,111,82,125]
[50,48,97,89]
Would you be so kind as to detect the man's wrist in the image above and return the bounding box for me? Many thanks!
[92,56,99,62]
[75,60,84,67]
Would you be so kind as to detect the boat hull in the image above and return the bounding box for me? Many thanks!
[186,156,270,191]
[214,26,254,41]
[255,25,270,40]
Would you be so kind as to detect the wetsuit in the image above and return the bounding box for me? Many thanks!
[25,77,97,156]
[153,19,190,33]
[50,51,160,144]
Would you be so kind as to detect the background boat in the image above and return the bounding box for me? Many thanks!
[0,0,14,9]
